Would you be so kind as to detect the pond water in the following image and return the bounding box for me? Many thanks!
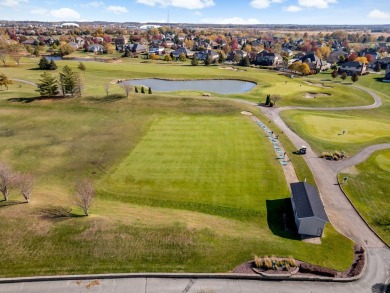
[121,78,256,94]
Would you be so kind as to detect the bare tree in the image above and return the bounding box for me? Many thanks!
[271,94,281,105]
[16,173,35,203]
[0,161,14,201]
[104,82,110,98]
[0,50,7,66]
[11,54,21,66]
[75,178,95,216]
[120,83,132,98]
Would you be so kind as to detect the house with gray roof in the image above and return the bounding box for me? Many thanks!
[290,182,329,237]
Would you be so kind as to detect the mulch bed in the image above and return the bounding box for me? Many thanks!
[232,245,365,279]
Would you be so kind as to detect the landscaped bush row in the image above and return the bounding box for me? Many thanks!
[254,255,297,271]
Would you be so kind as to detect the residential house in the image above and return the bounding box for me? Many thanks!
[256,52,282,66]
[148,46,165,55]
[68,42,79,50]
[87,44,104,53]
[290,182,329,237]
[281,47,293,57]
[194,49,219,61]
[171,47,195,58]
[228,49,248,62]
[299,51,326,72]
[114,36,126,51]
[129,43,147,53]
[327,50,348,64]
[339,61,367,75]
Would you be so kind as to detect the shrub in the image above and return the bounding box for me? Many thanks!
[334,151,342,158]
[287,257,297,267]
[148,87,152,94]
[254,255,263,268]
[141,86,145,94]
[269,102,274,107]
[263,256,272,270]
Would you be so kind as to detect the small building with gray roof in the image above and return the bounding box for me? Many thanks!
[290,182,329,237]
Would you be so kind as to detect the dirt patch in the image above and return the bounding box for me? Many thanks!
[304,92,331,99]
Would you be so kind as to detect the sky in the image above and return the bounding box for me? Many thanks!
[0,0,390,25]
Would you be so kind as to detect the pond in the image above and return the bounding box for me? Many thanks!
[121,78,256,94]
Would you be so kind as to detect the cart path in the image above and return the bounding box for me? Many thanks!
[257,84,388,248]
[10,79,37,87]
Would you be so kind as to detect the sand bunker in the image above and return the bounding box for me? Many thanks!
[305,81,333,88]
[304,92,331,99]
[241,111,253,116]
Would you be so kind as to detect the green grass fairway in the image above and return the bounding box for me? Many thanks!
[0,94,354,276]
[100,115,287,220]
[339,149,390,245]
[280,110,390,155]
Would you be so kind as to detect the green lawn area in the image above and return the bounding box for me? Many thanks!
[280,110,390,156]
[0,58,358,277]
[339,149,390,245]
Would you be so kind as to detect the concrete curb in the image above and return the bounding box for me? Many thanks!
[337,175,389,249]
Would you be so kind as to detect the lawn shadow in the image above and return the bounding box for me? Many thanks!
[38,206,83,221]
[266,198,300,240]
[8,96,68,103]
[0,200,25,208]
[87,94,126,103]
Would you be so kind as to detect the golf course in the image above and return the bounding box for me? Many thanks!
[0,55,388,277]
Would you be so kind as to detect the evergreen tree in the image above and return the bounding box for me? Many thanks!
[49,60,57,70]
[374,62,381,73]
[241,55,250,67]
[331,69,338,79]
[191,56,199,66]
[148,87,152,94]
[36,72,58,97]
[204,56,210,66]
[265,94,271,106]
[351,73,359,83]
[340,72,347,81]
[38,57,49,69]
[135,86,138,93]
[141,86,145,93]
[58,65,78,96]
[179,52,186,62]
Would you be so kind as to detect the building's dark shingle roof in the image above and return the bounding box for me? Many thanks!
[290,182,329,221]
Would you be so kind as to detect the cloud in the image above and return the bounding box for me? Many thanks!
[250,0,283,9]
[31,8,48,14]
[50,8,81,19]
[201,17,260,24]
[136,0,215,10]
[0,0,28,7]
[106,5,128,14]
[368,9,390,19]
[298,0,337,9]
[81,1,104,8]
[283,5,302,12]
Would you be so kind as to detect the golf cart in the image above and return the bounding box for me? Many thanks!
[298,146,307,154]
